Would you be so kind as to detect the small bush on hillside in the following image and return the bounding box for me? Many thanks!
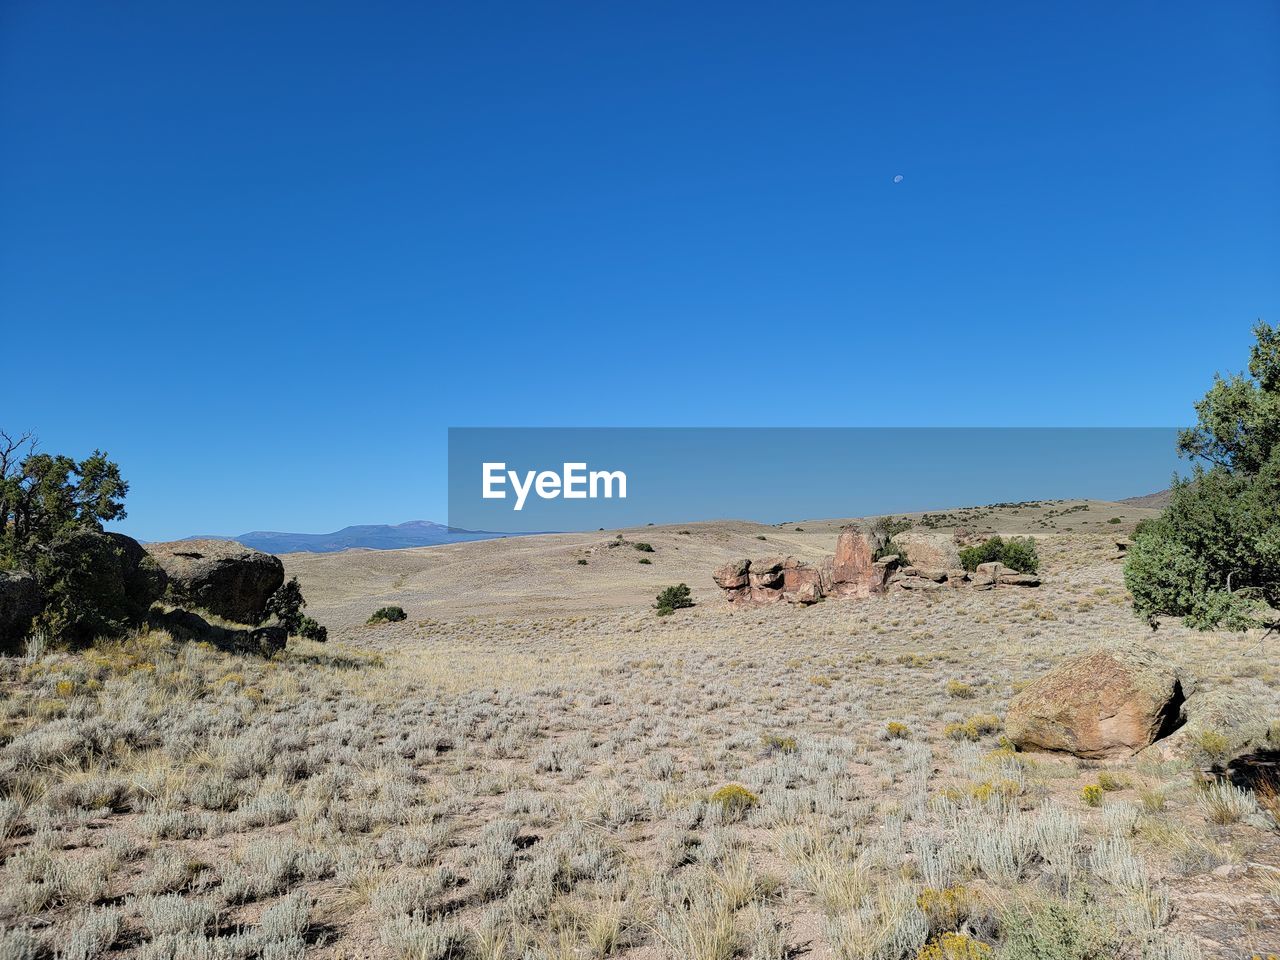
[298,616,327,643]
[367,606,407,625]
[638,557,651,565]
[265,577,306,634]
[633,542,654,553]
[871,515,914,541]
[958,536,1039,574]
[654,584,693,615]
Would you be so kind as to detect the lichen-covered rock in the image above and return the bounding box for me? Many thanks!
[0,569,41,654]
[1142,688,1270,765]
[712,558,751,591]
[893,530,961,570]
[1007,643,1190,759]
[713,556,827,606]
[146,539,284,625]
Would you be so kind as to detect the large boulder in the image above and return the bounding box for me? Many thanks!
[781,557,824,604]
[146,539,284,625]
[713,556,827,606]
[712,558,752,604]
[831,528,888,596]
[892,530,961,570]
[1007,644,1190,759]
[748,556,785,604]
[41,529,167,646]
[1142,688,1271,766]
[0,569,41,654]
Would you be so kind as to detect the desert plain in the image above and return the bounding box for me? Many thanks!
[1,498,1277,959]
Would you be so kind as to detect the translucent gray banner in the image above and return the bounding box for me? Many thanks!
[447,427,1182,533]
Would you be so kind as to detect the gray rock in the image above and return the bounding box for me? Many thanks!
[42,529,167,646]
[999,573,1041,587]
[146,539,284,625]
[0,569,41,654]
[892,530,962,570]
[1143,688,1271,765]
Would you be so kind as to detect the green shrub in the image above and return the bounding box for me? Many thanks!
[265,577,306,634]
[298,616,327,643]
[654,583,693,614]
[958,537,1004,571]
[875,539,908,562]
[958,536,1039,574]
[1125,465,1278,629]
[1126,322,1280,630]
[871,515,914,540]
[999,900,1116,960]
[638,557,651,565]
[999,537,1040,574]
[367,605,407,625]
[633,542,654,553]
[577,558,588,565]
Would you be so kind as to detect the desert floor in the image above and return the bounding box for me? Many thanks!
[1,499,1277,960]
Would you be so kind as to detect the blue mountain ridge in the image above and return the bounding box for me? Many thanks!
[186,520,522,554]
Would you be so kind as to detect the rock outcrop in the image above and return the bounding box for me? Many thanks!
[146,539,284,625]
[0,569,41,654]
[830,528,889,597]
[711,527,1040,607]
[892,530,961,571]
[714,556,827,607]
[44,530,168,646]
[972,562,1041,589]
[1006,644,1189,759]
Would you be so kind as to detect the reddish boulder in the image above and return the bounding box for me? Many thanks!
[782,557,824,605]
[1007,644,1189,759]
[748,557,785,604]
[712,559,752,604]
[831,527,884,597]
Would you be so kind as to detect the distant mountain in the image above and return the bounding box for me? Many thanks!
[1119,489,1173,510]
[191,521,519,554]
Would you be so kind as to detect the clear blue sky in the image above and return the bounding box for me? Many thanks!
[2,1,1277,540]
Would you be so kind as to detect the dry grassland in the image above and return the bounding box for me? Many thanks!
[1,501,1277,959]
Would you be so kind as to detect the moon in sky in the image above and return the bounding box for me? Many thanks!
[893,174,904,183]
